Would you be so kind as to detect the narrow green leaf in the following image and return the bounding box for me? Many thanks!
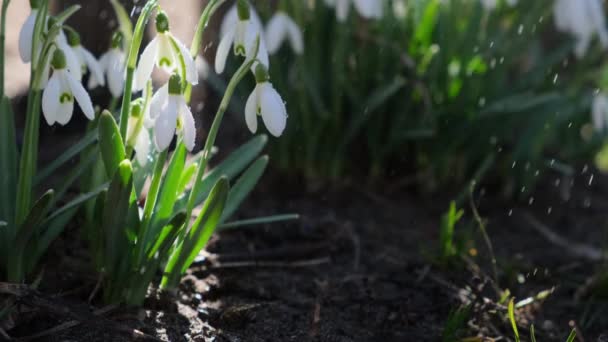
[45,182,108,223]
[33,207,78,270]
[146,212,187,260]
[14,190,54,252]
[530,324,536,342]
[35,129,97,185]
[54,4,81,24]
[176,161,198,196]
[163,177,229,288]
[219,214,300,230]
[99,110,126,178]
[565,329,576,342]
[508,298,520,342]
[101,160,134,276]
[110,0,133,49]
[178,135,267,210]
[221,156,268,221]
[154,143,186,225]
[0,96,18,263]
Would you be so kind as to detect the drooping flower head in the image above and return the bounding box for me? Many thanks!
[19,0,43,63]
[245,64,287,137]
[554,0,608,58]
[149,74,196,152]
[265,12,304,55]
[92,31,127,98]
[215,0,269,74]
[65,28,105,89]
[42,49,94,126]
[135,10,198,91]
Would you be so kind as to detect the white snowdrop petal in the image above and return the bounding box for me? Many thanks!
[156,34,176,72]
[55,73,75,125]
[42,73,62,125]
[353,0,383,18]
[259,83,287,137]
[336,0,350,22]
[244,86,259,134]
[215,28,235,74]
[180,101,196,151]
[265,14,287,55]
[80,47,105,87]
[62,45,83,81]
[135,129,151,166]
[66,72,94,120]
[172,35,198,85]
[18,11,37,63]
[285,16,305,54]
[135,37,158,91]
[154,96,179,151]
[107,50,126,97]
[150,84,169,120]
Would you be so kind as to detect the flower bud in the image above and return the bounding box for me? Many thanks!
[51,49,67,70]
[168,73,183,95]
[254,63,270,83]
[66,28,81,47]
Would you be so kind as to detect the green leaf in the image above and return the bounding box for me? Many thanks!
[110,0,133,49]
[176,161,198,196]
[54,4,81,24]
[565,329,576,342]
[101,159,134,276]
[45,182,108,223]
[178,135,267,210]
[35,129,97,185]
[219,214,300,230]
[32,207,78,271]
[154,143,186,227]
[508,298,520,342]
[146,211,187,260]
[14,190,54,252]
[163,177,229,288]
[184,177,229,270]
[530,324,536,342]
[221,156,268,221]
[0,96,18,262]
[98,110,126,178]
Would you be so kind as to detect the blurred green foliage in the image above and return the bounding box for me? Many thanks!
[258,0,606,193]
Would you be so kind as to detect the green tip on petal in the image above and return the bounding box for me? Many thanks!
[131,99,144,118]
[237,0,250,21]
[29,0,42,9]
[111,31,123,49]
[66,27,81,47]
[155,10,170,33]
[51,49,67,70]
[47,16,58,31]
[254,63,270,84]
[168,74,183,95]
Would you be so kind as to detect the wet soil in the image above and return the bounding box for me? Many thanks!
[4,165,608,341]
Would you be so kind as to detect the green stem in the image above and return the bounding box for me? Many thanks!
[183,45,259,233]
[184,0,226,102]
[15,90,42,225]
[135,149,167,266]
[119,0,158,141]
[0,0,10,97]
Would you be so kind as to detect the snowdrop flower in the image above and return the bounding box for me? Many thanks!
[554,0,608,58]
[323,0,383,22]
[215,0,269,74]
[592,93,608,133]
[265,12,304,55]
[94,32,125,96]
[19,0,43,63]
[42,49,94,126]
[92,32,127,98]
[219,1,264,39]
[127,100,151,166]
[245,65,287,137]
[134,11,197,91]
[149,74,196,152]
[65,28,104,88]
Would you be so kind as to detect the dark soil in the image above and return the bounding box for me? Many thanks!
[4,127,608,342]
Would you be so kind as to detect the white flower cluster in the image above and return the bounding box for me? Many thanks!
[17,1,303,166]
